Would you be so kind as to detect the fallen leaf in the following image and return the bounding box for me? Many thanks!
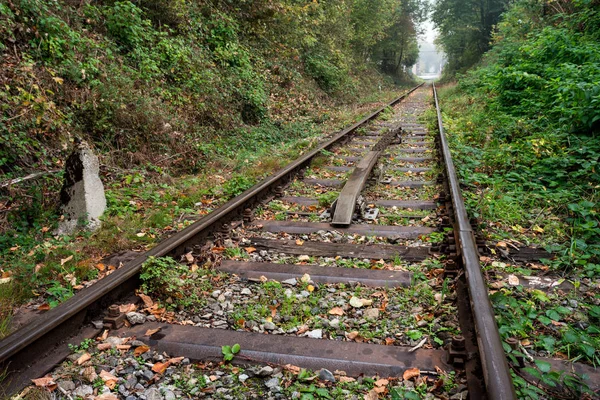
[136,232,146,237]
[60,255,73,265]
[83,366,97,382]
[508,275,520,286]
[339,376,355,383]
[95,394,119,400]
[349,296,372,308]
[96,263,106,272]
[99,370,118,387]
[76,352,91,365]
[347,331,359,340]
[295,239,304,246]
[97,343,112,351]
[328,307,345,316]
[284,364,301,373]
[297,325,309,335]
[32,376,55,387]
[119,303,136,313]
[116,344,131,351]
[145,327,161,336]
[364,388,379,400]
[168,357,184,365]
[489,281,505,289]
[138,293,154,308]
[375,378,389,387]
[403,367,420,380]
[385,337,395,345]
[152,362,169,374]
[245,247,257,254]
[373,386,386,394]
[184,252,194,263]
[38,303,50,311]
[132,345,149,356]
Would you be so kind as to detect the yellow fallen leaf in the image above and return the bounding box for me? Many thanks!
[60,255,73,265]
[403,367,420,380]
[328,307,345,316]
[295,239,304,246]
[76,352,91,365]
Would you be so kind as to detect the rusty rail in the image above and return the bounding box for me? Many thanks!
[433,83,516,399]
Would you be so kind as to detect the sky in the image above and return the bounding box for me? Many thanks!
[422,20,437,43]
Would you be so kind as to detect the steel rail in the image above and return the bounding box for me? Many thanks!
[433,83,517,399]
[0,84,423,372]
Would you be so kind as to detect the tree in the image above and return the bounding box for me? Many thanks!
[432,0,509,75]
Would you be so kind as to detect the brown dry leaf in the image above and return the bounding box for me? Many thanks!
[496,241,507,248]
[295,239,304,246]
[134,345,150,356]
[99,370,118,388]
[430,378,444,392]
[38,303,50,311]
[346,331,359,340]
[99,370,118,381]
[284,364,301,374]
[32,376,55,387]
[269,305,279,318]
[245,247,257,254]
[145,327,161,336]
[168,357,184,365]
[96,394,119,400]
[364,389,379,400]
[76,352,91,365]
[83,366,98,382]
[60,255,73,265]
[434,365,445,374]
[96,263,106,272]
[97,343,112,351]
[373,386,386,394]
[138,293,154,308]
[403,367,420,381]
[375,378,389,387]
[184,252,194,263]
[385,337,395,345]
[507,275,520,286]
[489,281,505,289]
[116,344,131,351]
[100,329,109,340]
[119,303,136,313]
[328,307,345,316]
[297,325,309,335]
[152,362,169,374]
[339,376,355,383]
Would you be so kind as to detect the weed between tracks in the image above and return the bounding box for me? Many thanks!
[137,255,459,351]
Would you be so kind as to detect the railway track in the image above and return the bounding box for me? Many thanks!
[3,84,520,399]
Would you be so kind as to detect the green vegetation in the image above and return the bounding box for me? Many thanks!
[438,0,600,276]
[434,0,600,397]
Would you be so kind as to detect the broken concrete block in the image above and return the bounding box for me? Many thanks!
[56,140,106,235]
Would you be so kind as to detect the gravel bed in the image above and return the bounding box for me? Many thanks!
[239,225,439,246]
[22,342,467,399]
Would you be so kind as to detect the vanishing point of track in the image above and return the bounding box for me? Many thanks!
[1,84,517,399]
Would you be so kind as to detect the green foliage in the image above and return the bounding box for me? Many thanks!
[221,343,240,361]
[139,256,202,310]
[433,0,510,76]
[438,0,600,275]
